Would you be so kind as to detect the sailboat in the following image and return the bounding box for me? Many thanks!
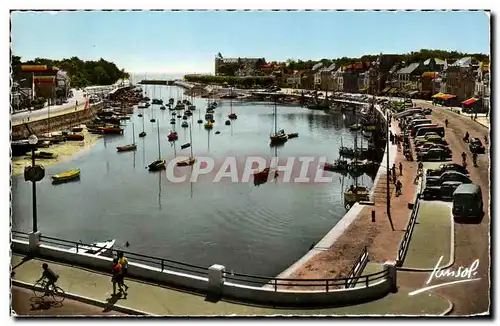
[148,120,166,171]
[117,123,137,152]
[343,124,370,210]
[228,86,237,120]
[323,137,349,172]
[177,124,196,166]
[253,144,280,185]
[139,113,147,137]
[270,95,287,145]
[160,86,166,110]
[150,86,156,123]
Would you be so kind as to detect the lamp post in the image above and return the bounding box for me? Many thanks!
[28,134,39,233]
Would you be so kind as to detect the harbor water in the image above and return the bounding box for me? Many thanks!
[11,86,375,277]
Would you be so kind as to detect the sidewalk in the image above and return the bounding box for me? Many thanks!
[11,255,450,316]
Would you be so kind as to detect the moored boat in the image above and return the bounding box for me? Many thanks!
[66,133,85,141]
[26,151,58,159]
[176,157,196,167]
[168,131,178,141]
[117,144,137,152]
[52,168,81,184]
[99,126,124,134]
[69,239,115,257]
[204,121,214,129]
[148,159,166,171]
[287,132,299,139]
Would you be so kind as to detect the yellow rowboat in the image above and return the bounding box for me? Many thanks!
[177,157,196,167]
[52,169,81,184]
[204,122,214,129]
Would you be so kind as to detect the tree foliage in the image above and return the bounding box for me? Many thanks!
[11,55,130,88]
[184,74,275,88]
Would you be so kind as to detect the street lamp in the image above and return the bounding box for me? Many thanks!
[24,134,45,234]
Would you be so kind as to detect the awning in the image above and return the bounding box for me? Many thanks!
[408,90,419,96]
[422,72,438,78]
[432,92,445,99]
[359,87,368,92]
[462,97,478,106]
[440,94,456,100]
[381,87,391,93]
[389,88,398,94]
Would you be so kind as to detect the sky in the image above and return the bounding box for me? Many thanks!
[11,10,490,74]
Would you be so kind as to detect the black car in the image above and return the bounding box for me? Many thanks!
[425,171,472,187]
[469,137,486,154]
[426,163,469,176]
[417,148,451,161]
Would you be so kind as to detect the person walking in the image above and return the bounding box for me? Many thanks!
[395,180,402,196]
[117,251,129,292]
[399,162,403,176]
[445,119,448,128]
[111,258,124,295]
[391,164,396,179]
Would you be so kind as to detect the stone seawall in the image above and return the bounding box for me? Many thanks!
[11,103,104,139]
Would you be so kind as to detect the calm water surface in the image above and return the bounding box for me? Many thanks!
[12,86,375,277]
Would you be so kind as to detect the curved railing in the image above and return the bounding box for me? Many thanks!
[11,231,389,292]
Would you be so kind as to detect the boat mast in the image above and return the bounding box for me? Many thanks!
[157,120,161,159]
[274,95,277,135]
[132,123,136,144]
[230,86,233,114]
[189,124,193,158]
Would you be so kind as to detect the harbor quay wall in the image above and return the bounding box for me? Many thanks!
[277,105,393,279]
[11,103,103,139]
[12,238,394,307]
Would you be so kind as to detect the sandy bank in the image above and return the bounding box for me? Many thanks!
[11,128,102,177]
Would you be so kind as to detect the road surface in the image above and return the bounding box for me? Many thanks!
[12,89,86,124]
[11,286,125,316]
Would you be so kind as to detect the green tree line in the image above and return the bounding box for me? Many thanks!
[184,75,275,88]
[11,55,130,88]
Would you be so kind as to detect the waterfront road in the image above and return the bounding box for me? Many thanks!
[11,286,125,316]
[11,254,451,316]
[11,89,86,125]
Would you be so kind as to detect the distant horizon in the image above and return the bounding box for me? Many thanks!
[11,11,490,73]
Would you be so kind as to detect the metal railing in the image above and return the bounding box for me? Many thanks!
[11,230,30,241]
[396,199,421,266]
[221,268,388,292]
[12,231,389,292]
[345,246,369,289]
[20,233,209,278]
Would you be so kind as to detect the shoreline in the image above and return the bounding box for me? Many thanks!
[276,106,398,280]
[11,128,102,177]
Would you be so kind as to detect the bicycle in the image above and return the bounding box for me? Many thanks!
[33,279,65,304]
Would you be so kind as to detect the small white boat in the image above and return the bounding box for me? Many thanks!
[69,239,116,257]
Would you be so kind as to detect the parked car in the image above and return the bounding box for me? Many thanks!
[426,163,469,176]
[423,108,432,115]
[417,148,451,161]
[453,184,484,221]
[440,181,464,201]
[414,132,440,144]
[415,135,445,146]
[469,137,486,154]
[417,144,451,155]
[426,171,472,187]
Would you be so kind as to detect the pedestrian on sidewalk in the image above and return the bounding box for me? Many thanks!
[391,164,396,178]
[399,162,403,176]
[395,180,402,196]
[445,119,448,127]
[111,258,124,296]
[117,251,129,292]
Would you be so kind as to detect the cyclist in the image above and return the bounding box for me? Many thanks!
[36,263,59,296]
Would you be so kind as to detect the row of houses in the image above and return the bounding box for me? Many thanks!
[281,55,490,110]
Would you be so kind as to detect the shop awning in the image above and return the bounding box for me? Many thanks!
[440,94,456,100]
[408,90,419,96]
[381,87,391,93]
[432,92,445,99]
[462,97,478,106]
[359,87,368,92]
[388,88,398,94]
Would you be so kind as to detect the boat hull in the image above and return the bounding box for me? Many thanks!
[52,169,81,184]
